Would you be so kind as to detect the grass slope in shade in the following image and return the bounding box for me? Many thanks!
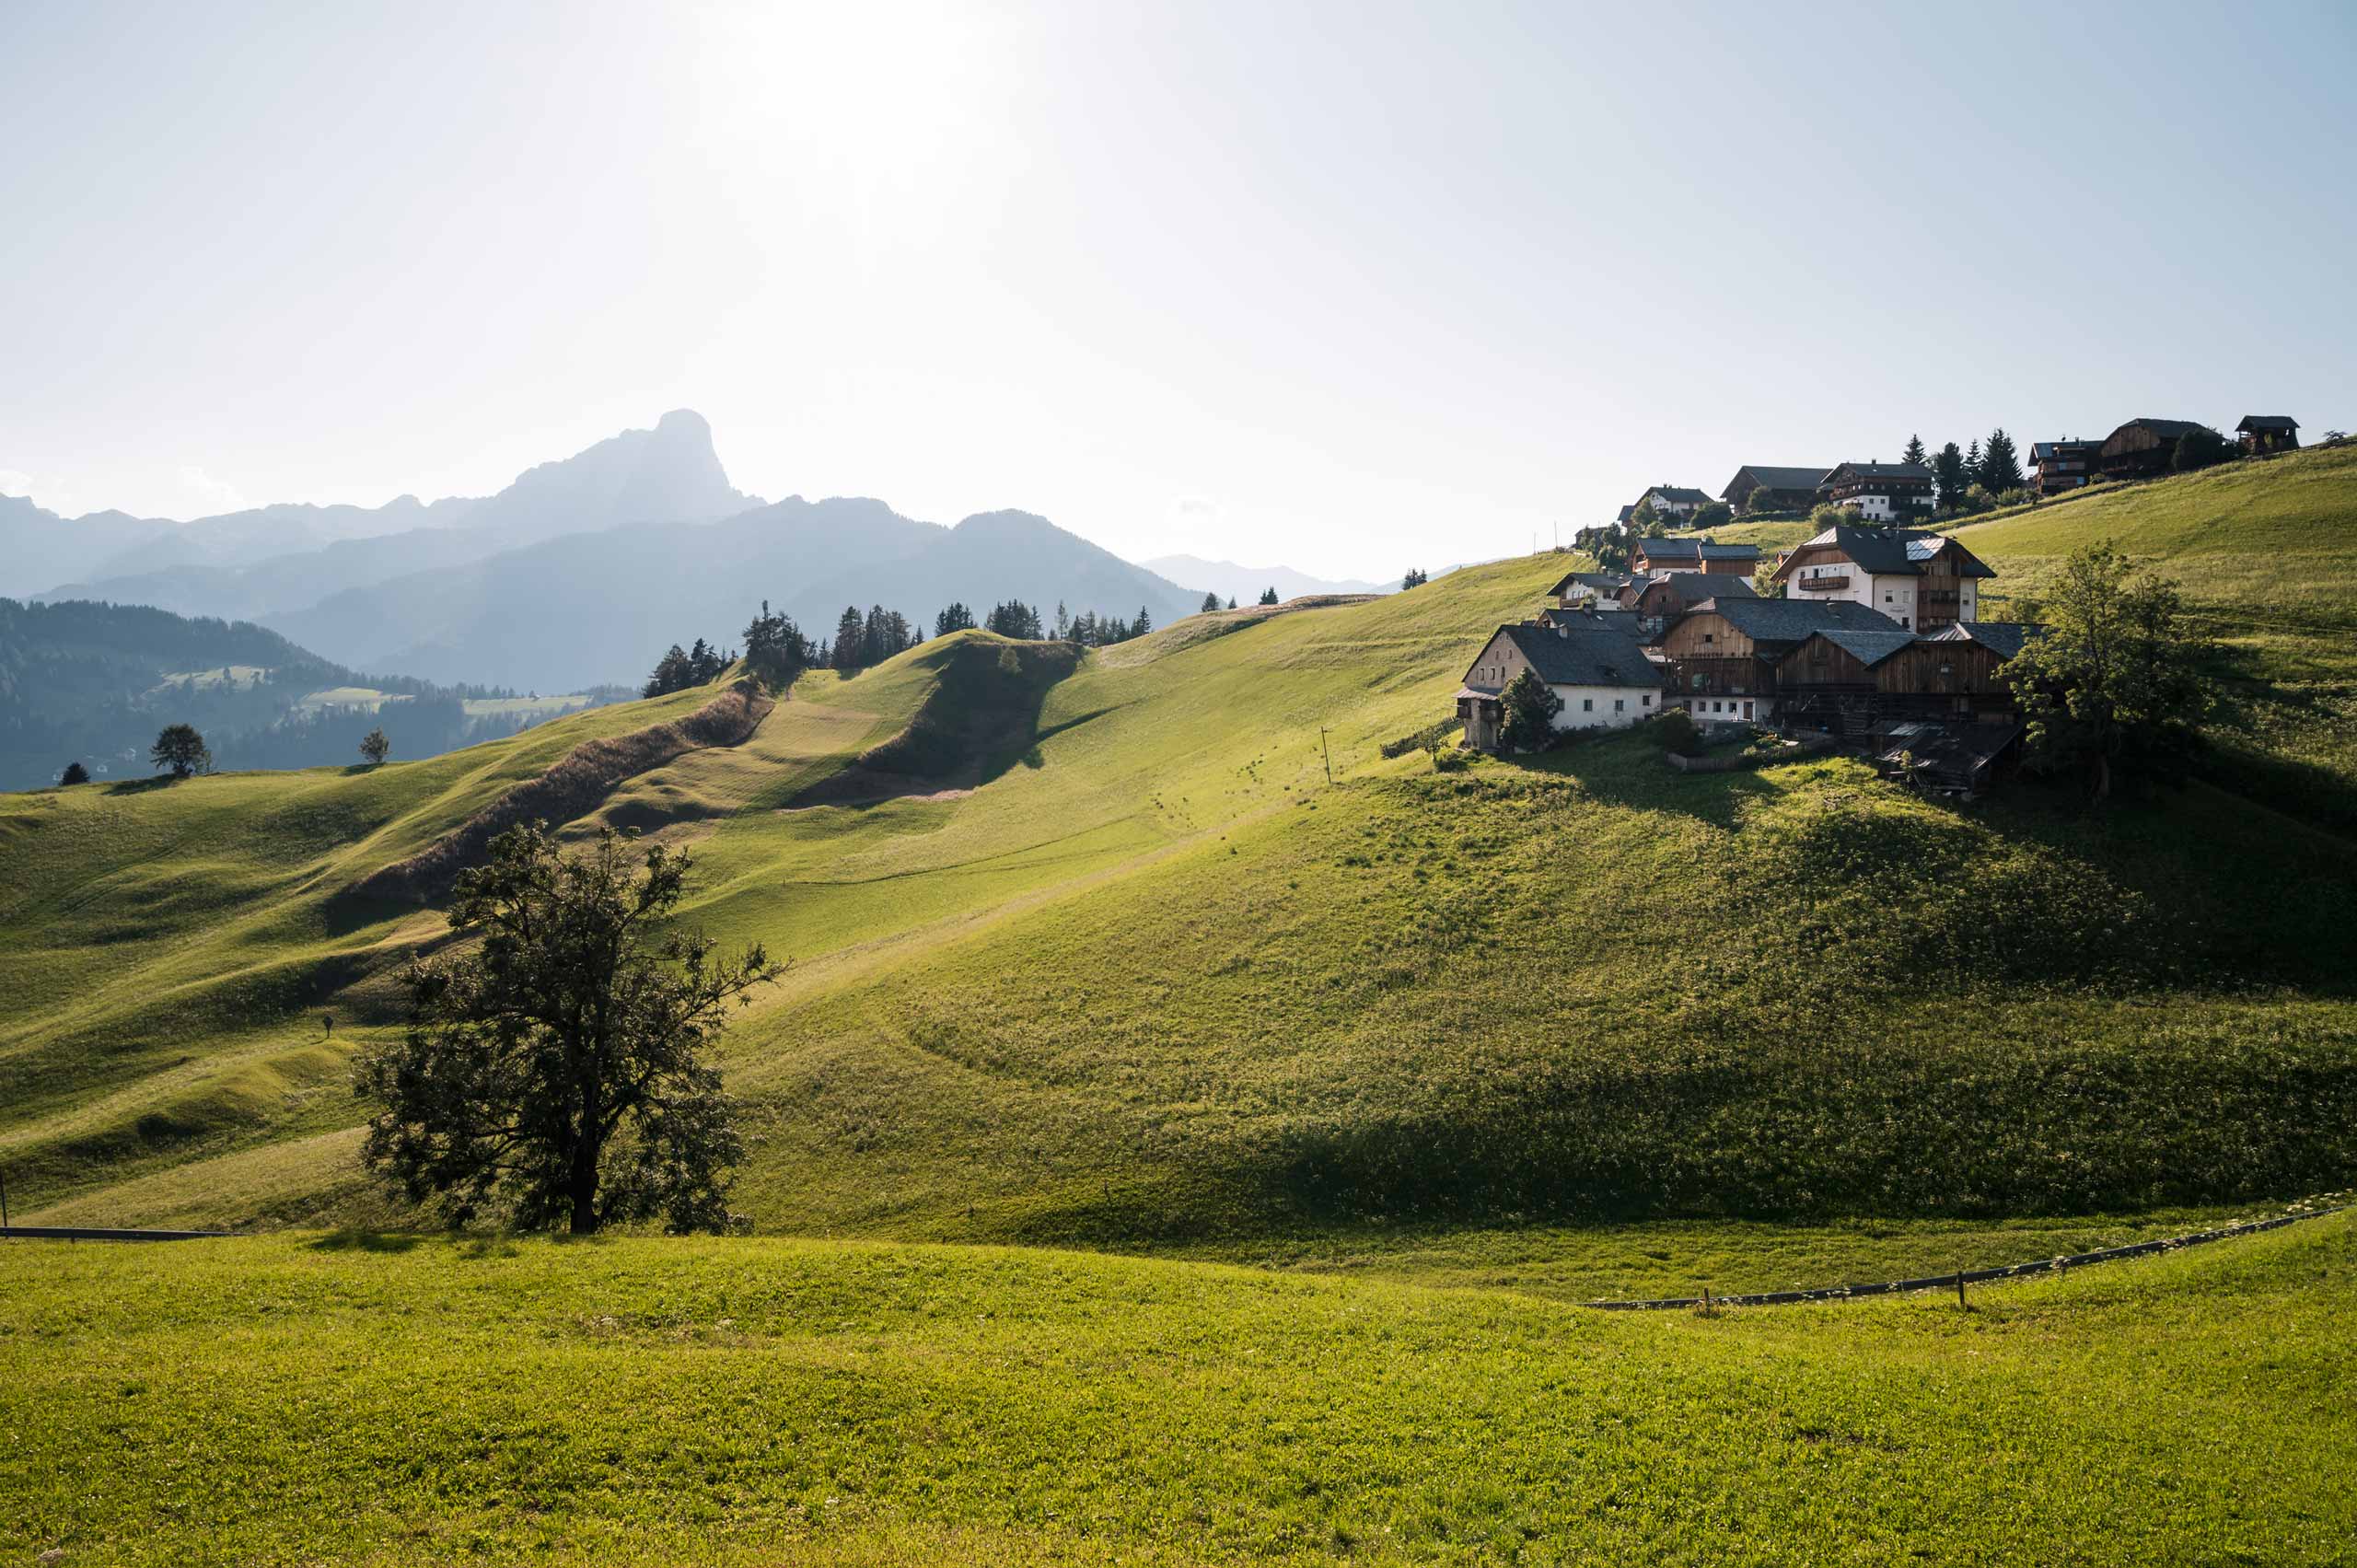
[3,1219,2352,1567]
[2,451,2355,1242]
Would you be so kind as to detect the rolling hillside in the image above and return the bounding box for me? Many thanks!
[5,447,2355,1252]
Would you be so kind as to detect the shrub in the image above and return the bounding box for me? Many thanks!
[1649,707,1703,756]
[1497,671,1562,750]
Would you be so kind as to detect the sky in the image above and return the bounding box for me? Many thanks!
[3,0,2352,579]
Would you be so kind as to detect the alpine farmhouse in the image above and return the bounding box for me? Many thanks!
[1456,615,1666,750]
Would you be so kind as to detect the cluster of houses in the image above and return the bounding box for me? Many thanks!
[1456,525,2036,791]
[1619,414,2301,524]
[2026,414,2300,495]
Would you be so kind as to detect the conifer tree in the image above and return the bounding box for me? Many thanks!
[1259,587,1280,606]
[1902,434,1927,467]
[832,606,866,670]
[1980,429,2025,494]
[1133,605,1152,636]
[1202,591,1223,613]
[1933,443,1969,512]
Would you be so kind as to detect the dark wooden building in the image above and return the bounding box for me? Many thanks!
[1774,621,2037,734]
[2026,437,2100,496]
[1620,571,1757,642]
[1655,597,1908,722]
[2096,417,2204,480]
[1815,460,1936,522]
[1630,537,1761,575]
[2236,414,2300,454]
[1719,464,1829,517]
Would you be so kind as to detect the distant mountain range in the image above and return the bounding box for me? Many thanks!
[1137,555,1395,604]
[8,412,1211,692]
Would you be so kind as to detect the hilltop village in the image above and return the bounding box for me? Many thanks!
[1453,411,2308,791]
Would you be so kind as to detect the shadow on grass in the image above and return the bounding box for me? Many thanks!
[308,1228,423,1253]
[102,776,179,796]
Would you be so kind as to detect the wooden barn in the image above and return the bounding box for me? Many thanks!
[2096,417,2204,480]
[1620,571,1757,642]
[1774,621,2037,734]
[2236,414,2300,454]
[1655,598,1907,722]
[1720,464,1829,517]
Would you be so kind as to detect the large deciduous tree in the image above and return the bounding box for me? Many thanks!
[357,823,779,1234]
[150,723,210,778]
[359,727,391,766]
[2004,543,2212,803]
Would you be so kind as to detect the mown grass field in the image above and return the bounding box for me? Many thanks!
[5,1214,2352,1568]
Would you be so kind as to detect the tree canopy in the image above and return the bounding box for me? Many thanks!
[358,727,390,766]
[150,723,210,778]
[357,823,779,1234]
[2005,543,2212,802]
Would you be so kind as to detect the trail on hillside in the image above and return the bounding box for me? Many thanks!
[345,678,775,905]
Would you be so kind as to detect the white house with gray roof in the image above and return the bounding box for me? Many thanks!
[1457,615,1667,750]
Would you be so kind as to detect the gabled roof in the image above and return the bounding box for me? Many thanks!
[2236,414,2298,433]
[1641,485,1715,507]
[1693,597,1906,646]
[1722,464,1831,500]
[1700,540,1761,563]
[2107,417,2203,442]
[1926,621,2044,659]
[1822,460,1935,483]
[1615,505,1635,525]
[1633,536,1702,561]
[1802,627,1922,668]
[1546,568,1635,598]
[1634,572,1758,607]
[1481,621,1667,690]
[1772,524,1996,580]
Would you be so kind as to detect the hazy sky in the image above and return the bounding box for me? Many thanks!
[4,1,2351,577]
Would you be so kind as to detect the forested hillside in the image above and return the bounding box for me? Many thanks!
[0,598,593,789]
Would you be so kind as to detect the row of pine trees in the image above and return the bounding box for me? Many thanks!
[655,596,1171,695]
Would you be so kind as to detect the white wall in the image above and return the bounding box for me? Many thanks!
[1551,683,1658,731]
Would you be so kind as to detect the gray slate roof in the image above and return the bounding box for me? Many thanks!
[1722,464,1830,498]
[2237,414,2298,432]
[1824,460,1936,482]
[1547,569,1635,597]
[1636,536,1702,560]
[1700,597,1907,647]
[1783,524,1995,578]
[1643,485,1715,506]
[1809,627,1922,667]
[2109,417,2203,442]
[1496,621,1667,690]
[1638,572,1759,607]
[1700,541,1761,562]
[1928,621,2043,658]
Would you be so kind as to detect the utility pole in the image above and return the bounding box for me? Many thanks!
[1319,726,1333,785]
[1,1167,9,1232]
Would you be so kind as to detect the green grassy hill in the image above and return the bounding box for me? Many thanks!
[6,447,2355,1256]
[4,1214,2351,1566]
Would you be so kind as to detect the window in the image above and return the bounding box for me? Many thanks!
[1582,698,1593,712]
[1701,632,1714,645]
[1614,699,1625,712]
[1642,693,1653,706]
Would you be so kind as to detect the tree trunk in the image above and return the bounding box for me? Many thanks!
[567,1125,602,1235]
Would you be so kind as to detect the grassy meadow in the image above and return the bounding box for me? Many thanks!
[3,1214,2351,1567]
